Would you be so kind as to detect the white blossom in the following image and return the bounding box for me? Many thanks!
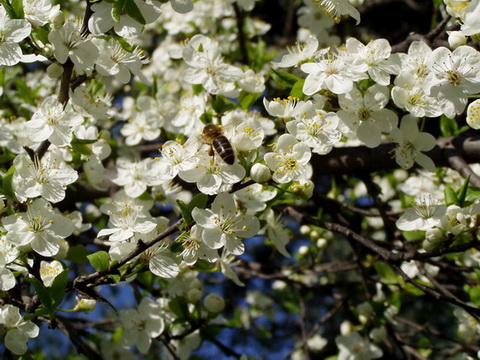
[0,305,39,355]
[192,192,260,255]
[0,5,31,66]
[120,297,164,353]
[2,198,74,257]
[264,134,312,183]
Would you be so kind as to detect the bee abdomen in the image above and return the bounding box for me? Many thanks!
[213,136,235,165]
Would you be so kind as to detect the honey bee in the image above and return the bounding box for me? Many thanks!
[202,124,235,165]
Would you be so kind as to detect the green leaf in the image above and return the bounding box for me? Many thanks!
[290,79,306,99]
[444,185,459,206]
[456,175,470,207]
[238,92,261,111]
[111,0,124,22]
[32,27,50,46]
[71,142,93,156]
[192,84,204,96]
[188,193,208,213]
[374,262,401,285]
[270,68,300,89]
[194,259,217,272]
[404,282,425,296]
[11,0,24,18]
[169,296,190,320]
[465,186,480,204]
[177,199,192,224]
[0,148,16,164]
[439,115,458,137]
[23,306,55,322]
[177,193,208,225]
[125,0,146,25]
[211,96,235,114]
[87,251,110,271]
[468,286,480,306]
[199,111,213,124]
[1,165,16,201]
[49,270,69,308]
[24,277,52,310]
[0,0,15,18]
[111,33,134,52]
[66,246,91,264]
[14,80,36,105]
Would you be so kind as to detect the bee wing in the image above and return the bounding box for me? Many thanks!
[185,132,204,152]
[219,116,243,139]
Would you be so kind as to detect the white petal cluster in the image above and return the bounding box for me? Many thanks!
[0,305,39,355]
[192,193,260,255]
[2,198,74,257]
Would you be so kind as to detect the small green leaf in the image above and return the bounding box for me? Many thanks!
[238,92,261,111]
[24,277,52,309]
[444,185,459,206]
[87,251,110,271]
[465,186,480,204]
[125,0,146,25]
[290,79,306,99]
[111,0,124,22]
[456,175,470,207]
[199,111,213,124]
[194,259,217,272]
[468,286,480,306]
[211,96,235,114]
[169,296,190,320]
[192,84,204,96]
[271,68,300,89]
[111,33,134,52]
[374,262,400,285]
[14,80,36,105]
[404,282,425,296]
[177,199,192,224]
[32,27,50,45]
[11,0,24,18]
[66,246,91,264]
[23,306,54,321]
[49,270,69,308]
[1,165,17,201]
[439,115,457,137]
[188,193,208,213]
[0,1,15,18]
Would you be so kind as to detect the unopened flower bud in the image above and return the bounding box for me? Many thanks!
[298,245,309,255]
[50,10,65,29]
[272,280,287,291]
[447,31,467,49]
[53,238,69,260]
[300,225,311,235]
[370,326,387,342]
[188,288,202,303]
[425,228,443,244]
[340,321,353,335]
[310,230,320,240]
[190,278,203,291]
[357,302,374,324]
[250,163,271,183]
[47,62,64,78]
[73,297,96,312]
[204,293,225,313]
[291,180,314,199]
[316,238,327,249]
